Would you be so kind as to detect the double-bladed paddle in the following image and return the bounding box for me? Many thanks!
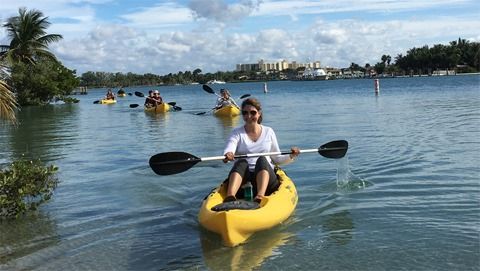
[149,140,348,175]
[133,91,182,110]
[134,91,145,97]
[130,102,177,110]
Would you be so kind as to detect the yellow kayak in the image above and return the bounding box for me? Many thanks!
[213,105,240,117]
[144,103,170,113]
[100,99,116,104]
[198,168,297,247]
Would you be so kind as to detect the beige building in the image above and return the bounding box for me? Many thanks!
[237,60,321,72]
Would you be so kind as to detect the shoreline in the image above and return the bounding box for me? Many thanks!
[79,73,480,89]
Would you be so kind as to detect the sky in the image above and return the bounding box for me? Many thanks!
[1,0,479,75]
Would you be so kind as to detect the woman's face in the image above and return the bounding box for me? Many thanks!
[242,104,260,124]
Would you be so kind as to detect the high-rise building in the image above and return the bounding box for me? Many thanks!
[236,59,321,72]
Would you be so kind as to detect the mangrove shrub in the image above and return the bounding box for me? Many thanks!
[9,60,80,106]
[0,159,59,218]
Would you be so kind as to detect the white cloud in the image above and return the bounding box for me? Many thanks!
[254,0,471,17]
[120,3,194,27]
[189,0,261,23]
[1,1,479,74]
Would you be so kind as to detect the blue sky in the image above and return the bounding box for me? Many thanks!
[1,0,479,75]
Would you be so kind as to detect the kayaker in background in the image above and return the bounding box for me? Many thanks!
[145,90,163,107]
[215,89,239,109]
[152,90,163,105]
[144,90,155,107]
[105,88,115,100]
[222,97,300,203]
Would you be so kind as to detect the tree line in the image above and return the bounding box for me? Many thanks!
[78,69,255,88]
[79,38,479,87]
[364,38,480,76]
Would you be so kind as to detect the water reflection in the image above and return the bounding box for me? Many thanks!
[144,111,170,123]
[299,196,355,248]
[215,115,240,129]
[201,229,292,271]
[322,209,354,245]
[142,111,171,138]
[0,213,58,267]
[7,104,80,162]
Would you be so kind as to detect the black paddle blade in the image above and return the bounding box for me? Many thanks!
[128,93,133,96]
[195,111,207,115]
[240,94,251,99]
[149,152,201,175]
[173,106,182,111]
[134,91,145,97]
[318,140,348,159]
[167,102,176,106]
[129,104,139,108]
[93,100,100,104]
[202,84,215,94]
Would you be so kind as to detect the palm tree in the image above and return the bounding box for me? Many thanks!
[0,7,63,65]
[0,79,17,124]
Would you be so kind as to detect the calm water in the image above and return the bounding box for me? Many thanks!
[1,76,479,270]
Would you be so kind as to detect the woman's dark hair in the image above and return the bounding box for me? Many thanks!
[241,97,263,124]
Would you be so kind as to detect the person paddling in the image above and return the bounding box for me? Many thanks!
[222,98,300,203]
[215,89,239,109]
[145,90,163,107]
[105,88,115,100]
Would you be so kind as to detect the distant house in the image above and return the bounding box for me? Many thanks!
[302,68,328,80]
[432,69,456,76]
[325,67,342,78]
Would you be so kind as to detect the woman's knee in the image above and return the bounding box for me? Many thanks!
[255,156,269,171]
[229,159,248,177]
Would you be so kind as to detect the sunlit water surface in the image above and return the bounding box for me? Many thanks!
[1,75,479,270]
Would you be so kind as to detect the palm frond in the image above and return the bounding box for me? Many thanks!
[0,80,18,124]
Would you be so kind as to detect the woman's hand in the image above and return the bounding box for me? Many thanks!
[290,147,300,159]
[223,152,235,163]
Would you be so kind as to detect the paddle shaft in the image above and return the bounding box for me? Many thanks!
[197,147,344,162]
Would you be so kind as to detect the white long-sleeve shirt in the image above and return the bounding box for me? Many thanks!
[223,125,294,171]
[216,97,239,108]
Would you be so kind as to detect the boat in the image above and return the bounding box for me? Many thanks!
[207,79,226,84]
[100,99,116,104]
[144,103,170,113]
[198,168,298,247]
[213,105,240,117]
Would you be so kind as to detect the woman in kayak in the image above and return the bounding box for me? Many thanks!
[153,90,163,104]
[144,90,155,107]
[145,90,163,107]
[216,89,239,109]
[222,98,300,203]
[105,88,115,100]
